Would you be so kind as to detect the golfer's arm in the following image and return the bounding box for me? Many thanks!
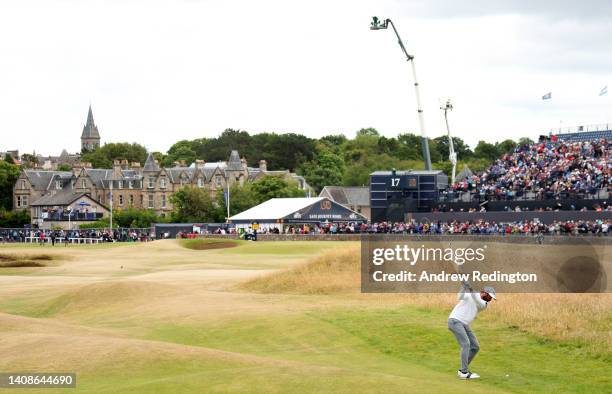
[458,287,466,300]
[469,292,487,309]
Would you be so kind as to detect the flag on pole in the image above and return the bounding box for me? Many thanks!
[600,86,608,96]
[542,92,552,100]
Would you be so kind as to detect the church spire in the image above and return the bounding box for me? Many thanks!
[86,104,94,127]
[81,104,101,151]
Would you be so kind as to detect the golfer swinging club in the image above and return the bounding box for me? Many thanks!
[448,281,496,379]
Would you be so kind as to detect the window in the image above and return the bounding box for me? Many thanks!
[17,195,28,207]
[215,175,222,187]
[119,195,124,206]
[180,177,187,186]
[118,180,123,189]
[129,194,134,206]
[21,180,26,189]
[148,195,154,208]
[160,178,166,189]
[55,180,61,190]
[148,176,154,189]
[197,178,204,188]
[161,194,166,208]
[140,195,144,206]
[81,179,86,188]
[129,181,134,189]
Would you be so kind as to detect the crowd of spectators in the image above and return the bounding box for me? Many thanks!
[278,219,612,236]
[0,228,152,244]
[450,139,612,201]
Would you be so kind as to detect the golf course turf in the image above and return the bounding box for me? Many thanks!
[0,239,610,393]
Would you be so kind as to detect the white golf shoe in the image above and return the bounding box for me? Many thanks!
[458,370,480,379]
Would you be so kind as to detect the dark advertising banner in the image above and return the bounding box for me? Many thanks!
[361,235,611,293]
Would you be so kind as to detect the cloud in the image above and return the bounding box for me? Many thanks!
[390,0,612,20]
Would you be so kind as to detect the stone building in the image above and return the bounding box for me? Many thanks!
[14,150,312,228]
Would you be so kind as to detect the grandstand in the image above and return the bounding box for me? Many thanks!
[441,126,611,213]
[551,123,612,142]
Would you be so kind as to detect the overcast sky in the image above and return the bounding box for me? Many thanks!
[1,0,611,156]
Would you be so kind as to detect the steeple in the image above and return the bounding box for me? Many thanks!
[81,105,101,151]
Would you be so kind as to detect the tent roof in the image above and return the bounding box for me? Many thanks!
[229,197,325,221]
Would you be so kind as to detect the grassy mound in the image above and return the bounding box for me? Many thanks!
[241,246,360,294]
[22,281,177,318]
[0,253,53,268]
[180,239,241,250]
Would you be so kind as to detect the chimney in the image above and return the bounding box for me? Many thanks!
[195,159,205,169]
[130,162,141,169]
[259,160,267,171]
[72,161,84,176]
[83,162,92,168]
[113,159,122,177]
[120,159,129,170]
[179,160,186,167]
[173,161,180,167]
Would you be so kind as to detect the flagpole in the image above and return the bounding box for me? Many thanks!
[109,179,113,230]
[226,186,230,219]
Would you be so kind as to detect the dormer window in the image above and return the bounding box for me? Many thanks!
[160,178,166,189]
[215,175,222,187]
[118,180,123,189]
[129,181,134,189]
[21,180,26,189]
[148,176,154,189]
[197,178,204,188]
[81,179,86,188]
[55,180,61,190]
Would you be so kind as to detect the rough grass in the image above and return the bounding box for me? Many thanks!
[0,253,54,268]
[241,246,360,294]
[241,246,612,355]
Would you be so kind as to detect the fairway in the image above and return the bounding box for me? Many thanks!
[0,240,610,393]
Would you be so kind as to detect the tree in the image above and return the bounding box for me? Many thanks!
[163,140,197,167]
[496,139,517,155]
[20,153,38,168]
[170,186,216,222]
[300,149,345,192]
[250,175,306,201]
[517,137,535,147]
[356,128,379,137]
[215,183,259,219]
[57,163,72,171]
[81,143,148,168]
[433,135,473,161]
[474,141,499,161]
[0,209,30,227]
[0,161,20,210]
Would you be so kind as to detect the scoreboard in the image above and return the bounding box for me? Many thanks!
[370,169,448,222]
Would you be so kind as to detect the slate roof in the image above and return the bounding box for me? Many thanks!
[30,189,91,207]
[320,186,370,206]
[24,170,72,190]
[226,150,242,170]
[143,153,161,172]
